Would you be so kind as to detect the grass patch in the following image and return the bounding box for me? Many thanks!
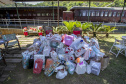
[3,34,126,84]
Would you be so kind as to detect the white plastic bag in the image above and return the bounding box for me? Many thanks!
[56,69,68,79]
[55,65,65,72]
[65,47,74,55]
[66,61,76,74]
[75,47,86,57]
[90,61,101,76]
[86,64,91,74]
[52,34,62,42]
[75,61,86,74]
[50,51,58,62]
[43,45,51,56]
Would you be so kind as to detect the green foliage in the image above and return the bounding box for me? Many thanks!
[82,22,92,31]
[53,25,68,34]
[89,23,103,32]
[103,25,117,33]
[63,21,75,33]
[75,21,82,28]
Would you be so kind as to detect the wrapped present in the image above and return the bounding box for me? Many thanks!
[44,61,60,77]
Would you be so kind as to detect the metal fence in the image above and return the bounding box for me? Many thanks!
[0,19,126,29]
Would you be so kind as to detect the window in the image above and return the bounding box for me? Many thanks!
[46,13,49,16]
[33,14,36,16]
[82,11,86,16]
[0,14,3,18]
[101,11,104,16]
[105,12,108,17]
[23,14,27,16]
[19,14,21,16]
[117,12,120,17]
[113,12,117,17]
[10,14,13,17]
[37,13,41,16]
[96,11,99,16]
[91,11,95,16]
[109,12,112,17]
[42,13,45,16]
[122,12,125,17]
[28,13,31,16]
[14,14,17,16]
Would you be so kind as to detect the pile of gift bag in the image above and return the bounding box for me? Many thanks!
[22,33,109,79]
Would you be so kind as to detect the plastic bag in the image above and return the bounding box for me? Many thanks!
[65,47,74,55]
[68,55,75,62]
[75,57,84,63]
[90,38,100,49]
[75,47,86,57]
[86,64,91,74]
[70,38,85,50]
[83,48,92,60]
[56,48,65,54]
[46,33,53,40]
[34,54,45,70]
[50,51,58,62]
[66,61,76,74]
[55,65,65,72]
[33,59,43,74]
[57,42,64,48]
[50,41,59,48]
[63,35,74,46]
[56,69,67,79]
[90,61,101,76]
[43,45,51,57]
[75,61,86,74]
[52,34,62,42]
[58,54,67,61]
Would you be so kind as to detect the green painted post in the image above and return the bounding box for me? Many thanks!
[15,3,20,19]
[88,0,90,22]
[52,1,54,20]
[119,0,125,22]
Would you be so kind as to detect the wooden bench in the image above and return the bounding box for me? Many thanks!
[2,34,21,52]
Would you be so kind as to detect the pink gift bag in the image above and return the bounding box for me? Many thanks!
[63,35,74,46]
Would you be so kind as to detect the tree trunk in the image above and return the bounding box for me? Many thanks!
[93,32,96,37]
[106,33,109,38]
[68,31,71,35]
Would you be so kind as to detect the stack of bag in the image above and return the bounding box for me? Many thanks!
[22,33,109,79]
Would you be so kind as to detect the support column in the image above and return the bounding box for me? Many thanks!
[119,0,125,22]
[15,3,20,19]
[52,1,54,20]
[88,0,90,22]
[57,0,59,26]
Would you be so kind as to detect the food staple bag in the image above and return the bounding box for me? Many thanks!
[44,61,60,77]
[45,58,54,69]
[65,47,74,55]
[101,56,109,71]
[63,35,73,46]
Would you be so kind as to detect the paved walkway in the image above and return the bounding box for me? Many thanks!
[0,35,38,82]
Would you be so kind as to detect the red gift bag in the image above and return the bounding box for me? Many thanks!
[73,31,81,35]
[38,32,42,36]
[24,31,28,36]
[33,59,43,74]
